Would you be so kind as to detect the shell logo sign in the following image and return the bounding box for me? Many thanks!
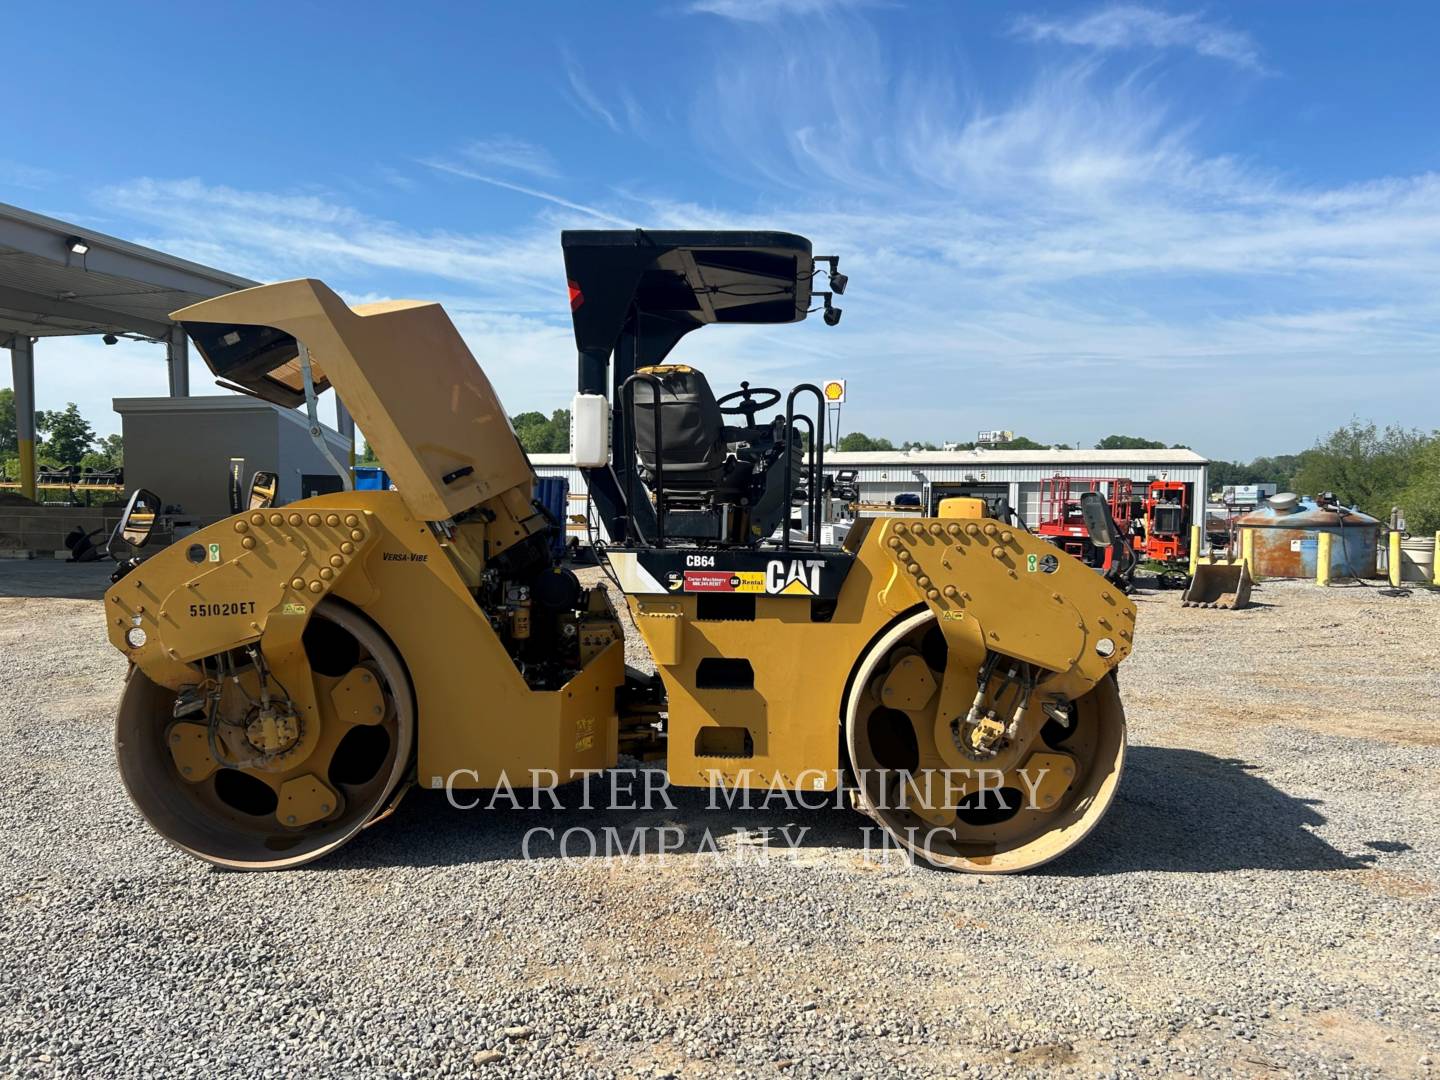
[822,379,846,404]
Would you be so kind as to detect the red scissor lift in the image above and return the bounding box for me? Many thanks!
[1036,476,1135,570]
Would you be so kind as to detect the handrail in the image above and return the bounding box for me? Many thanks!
[790,414,815,542]
[782,383,825,549]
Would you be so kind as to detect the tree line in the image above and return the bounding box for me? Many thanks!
[834,432,1195,452]
[0,390,123,478]
[9,396,1435,532]
[836,421,1439,532]
[359,408,572,465]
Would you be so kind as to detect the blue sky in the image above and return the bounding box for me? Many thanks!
[4,0,1439,459]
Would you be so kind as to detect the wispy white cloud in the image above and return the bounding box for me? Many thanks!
[1014,5,1264,71]
[81,178,614,425]
[562,51,621,133]
[558,52,650,137]
[458,136,559,179]
[374,165,416,192]
[93,177,565,306]
[674,22,1440,453]
[63,12,1440,459]
[0,158,60,191]
[688,0,882,21]
[422,160,635,226]
[618,90,650,140]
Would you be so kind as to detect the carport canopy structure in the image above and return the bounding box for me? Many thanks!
[0,201,268,500]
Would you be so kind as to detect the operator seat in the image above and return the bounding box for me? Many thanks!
[632,366,754,500]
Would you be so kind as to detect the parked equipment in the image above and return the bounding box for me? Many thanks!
[1037,475,1134,560]
[1132,480,1191,566]
[1036,476,1135,575]
[833,469,861,504]
[64,524,110,562]
[1182,561,1254,609]
[101,229,1136,874]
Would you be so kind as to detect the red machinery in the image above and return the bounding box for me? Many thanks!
[1036,476,1134,569]
[1132,480,1190,564]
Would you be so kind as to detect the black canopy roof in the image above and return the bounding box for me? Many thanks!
[562,229,814,367]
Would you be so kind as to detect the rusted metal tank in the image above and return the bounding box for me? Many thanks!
[1236,494,1380,579]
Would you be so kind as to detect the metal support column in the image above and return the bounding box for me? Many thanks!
[166,325,189,397]
[334,398,356,472]
[7,336,36,501]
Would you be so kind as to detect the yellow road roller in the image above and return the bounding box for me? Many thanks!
[103,229,1136,872]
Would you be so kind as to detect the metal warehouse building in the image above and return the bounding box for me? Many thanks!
[530,448,1209,532]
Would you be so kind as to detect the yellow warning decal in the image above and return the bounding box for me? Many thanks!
[575,715,596,752]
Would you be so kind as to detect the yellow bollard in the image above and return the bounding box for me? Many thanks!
[1434,532,1440,587]
[1388,530,1402,587]
[1188,524,1201,577]
[1240,527,1255,577]
[1316,532,1332,586]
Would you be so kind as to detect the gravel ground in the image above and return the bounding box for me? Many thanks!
[1,559,1438,1079]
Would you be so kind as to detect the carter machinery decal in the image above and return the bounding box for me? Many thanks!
[681,570,766,594]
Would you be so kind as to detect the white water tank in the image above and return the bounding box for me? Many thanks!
[569,393,610,467]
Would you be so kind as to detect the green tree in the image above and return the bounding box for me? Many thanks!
[837,432,895,452]
[509,409,571,454]
[0,387,16,453]
[356,437,379,464]
[1208,459,1258,488]
[991,435,1048,450]
[36,403,95,465]
[79,434,124,472]
[1095,434,1167,450]
[1290,421,1427,519]
[544,408,571,453]
[1400,437,1440,534]
[510,411,550,452]
[1249,454,1301,489]
[1209,452,1304,493]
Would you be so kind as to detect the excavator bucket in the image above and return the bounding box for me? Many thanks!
[1182,562,1254,609]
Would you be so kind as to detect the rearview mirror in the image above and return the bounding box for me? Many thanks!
[113,488,161,551]
[1079,492,1115,548]
[247,471,278,510]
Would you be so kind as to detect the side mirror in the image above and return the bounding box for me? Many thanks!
[1079,492,1115,548]
[247,471,278,510]
[112,488,161,551]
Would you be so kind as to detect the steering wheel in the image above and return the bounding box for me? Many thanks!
[715,381,782,426]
